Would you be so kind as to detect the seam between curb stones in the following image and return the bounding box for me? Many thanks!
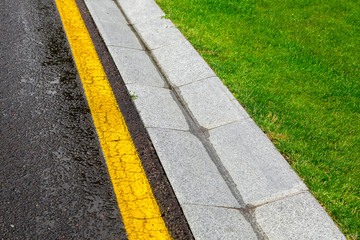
[107,44,147,51]
[126,82,170,90]
[141,37,184,51]
[206,118,250,131]
[180,183,297,208]
[182,190,309,211]
[251,190,309,209]
[146,127,190,133]
[113,1,269,239]
[171,76,217,88]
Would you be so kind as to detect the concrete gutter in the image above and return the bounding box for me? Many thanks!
[84,0,346,239]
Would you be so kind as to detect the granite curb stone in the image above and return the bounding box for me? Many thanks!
[147,127,240,208]
[177,77,249,129]
[108,46,165,87]
[116,0,165,24]
[209,119,308,206]
[255,192,346,240]
[151,40,217,87]
[182,205,258,240]
[96,20,143,49]
[126,84,189,131]
[133,18,187,50]
[133,18,175,33]
[85,0,127,24]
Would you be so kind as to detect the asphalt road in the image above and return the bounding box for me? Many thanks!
[0,0,127,238]
[0,0,193,238]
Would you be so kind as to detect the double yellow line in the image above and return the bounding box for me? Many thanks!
[55,0,171,238]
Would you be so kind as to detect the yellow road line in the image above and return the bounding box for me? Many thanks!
[55,0,171,239]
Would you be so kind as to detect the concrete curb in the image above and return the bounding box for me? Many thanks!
[84,0,346,239]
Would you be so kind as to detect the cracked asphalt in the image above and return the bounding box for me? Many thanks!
[0,0,192,239]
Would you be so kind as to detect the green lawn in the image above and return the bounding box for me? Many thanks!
[155,0,359,238]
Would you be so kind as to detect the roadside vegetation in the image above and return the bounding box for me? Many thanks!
[155,0,359,238]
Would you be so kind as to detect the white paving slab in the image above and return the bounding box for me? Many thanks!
[182,205,258,240]
[116,0,165,24]
[209,119,308,206]
[152,41,216,87]
[178,77,249,129]
[147,128,240,208]
[256,192,346,240]
[96,20,143,49]
[108,46,165,87]
[133,18,175,33]
[134,19,187,50]
[126,84,189,131]
[85,0,142,50]
[85,0,127,25]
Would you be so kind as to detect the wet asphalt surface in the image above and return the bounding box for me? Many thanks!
[0,0,194,239]
[0,0,127,238]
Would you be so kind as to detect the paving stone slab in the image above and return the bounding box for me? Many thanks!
[108,46,165,87]
[133,18,175,33]
[134,21,187,50]
[147,128,240,208]
[178,77,249,129]
[256,192,346,240]
[85,0,127,25]
[116,0,165,24]
[126,84,189,131]
[182,204,258,240]
[151,41,216,87]
[96,20,142,49]
[209,119,308,206]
